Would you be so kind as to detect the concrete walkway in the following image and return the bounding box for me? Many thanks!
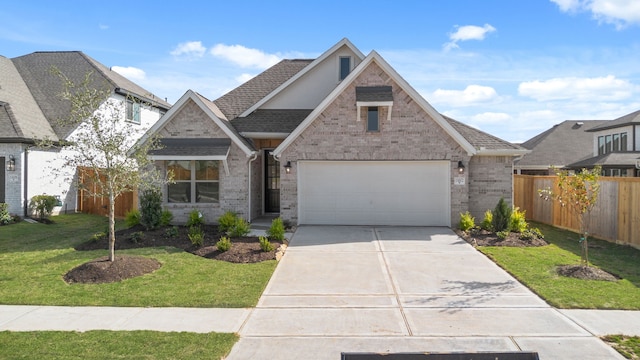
[1,226,639,359]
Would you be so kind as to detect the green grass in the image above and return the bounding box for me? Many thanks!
[0,214,276,307]
[479,222,640,309]
[0,330,238,359]
[603,335,640,359]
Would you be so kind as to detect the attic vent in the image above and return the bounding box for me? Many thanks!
[576,122,584,126]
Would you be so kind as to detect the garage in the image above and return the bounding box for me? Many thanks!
[298,161,450,226]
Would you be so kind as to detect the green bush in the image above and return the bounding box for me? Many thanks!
[492,197,512,232]
[480,209,493,231]
[520,227,544,241]
[510,207,528,233]
[496,230,509,240]
[130,231,144,244]
[216,236,232,252]
[90,232,106,242]
[266,217,285,241]
[459,211,475,231]
[0,203,12,225]
[188,226,204,247]
[228,217,251,237]
[160,209,173,227]
[165,226,179,238]
[140,189,163,230]
[186,209,205,228]
[259,236,274,252]
[29,195,57,220]
[218,211,237,233]
[124,209,141,228]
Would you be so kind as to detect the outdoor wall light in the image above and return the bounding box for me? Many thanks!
[457,160,465,174]
[6,155,16,171]
[284,161,292,174]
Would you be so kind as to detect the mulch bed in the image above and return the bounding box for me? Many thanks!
[556,264,619,282]
[67,224,284,284]
[455,228,548,247]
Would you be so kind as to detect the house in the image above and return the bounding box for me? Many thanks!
[138,39,527,227]
[514,120,608,175]
[0,51,170,216]
[566,109,640,177]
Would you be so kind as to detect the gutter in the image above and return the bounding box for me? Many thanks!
[239,132,289,139]
[475,148,531,156]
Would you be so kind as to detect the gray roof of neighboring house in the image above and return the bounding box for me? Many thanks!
[567,152,640,169]
[11,51,170,139]
[213,59,313,120]
[0,56,57,141]
[150,138,231,157]
[515,120,609,168]
[356,86,393,102]
[231,109,312,134]
[588,109,640,132]
[443,115,525,151]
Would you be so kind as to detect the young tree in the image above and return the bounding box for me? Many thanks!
[539,166,601,267]
[39,69,162,262]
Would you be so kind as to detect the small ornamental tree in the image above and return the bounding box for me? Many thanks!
[539,166,601,267]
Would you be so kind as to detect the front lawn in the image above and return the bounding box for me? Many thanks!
[0,330,237,359]
[0,214,277,307]
[479,222,640,309]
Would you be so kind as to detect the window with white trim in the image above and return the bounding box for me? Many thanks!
[598,131,628,155]
[166,160,219,203]
[126,99,141,124]
[367,107,379,132]
[339,56,351,80]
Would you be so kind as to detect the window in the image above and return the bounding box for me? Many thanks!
[339,56,351,80]
[166,160,219,203]
[367,107,379,132]
[599,132,628,155]
[598,136,605,155]
[126,99,141,124]
[613,134,620,151]
[605,135,612,153]
[621,132,628,151]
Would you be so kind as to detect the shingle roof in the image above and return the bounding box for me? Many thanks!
[515,120,608,168]
[567,152,640,169]
[11,51,170,139]
[231,109,312,133]
[0,56,57,141]
[443,115,524,151]
[149,138,231,157]
[213,59,313,120]
[588,109,640,132]
[356,86,393,102]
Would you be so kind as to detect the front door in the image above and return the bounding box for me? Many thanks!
[264,151,280,213]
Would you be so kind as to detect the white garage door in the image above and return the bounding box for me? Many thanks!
[298,161,450,226]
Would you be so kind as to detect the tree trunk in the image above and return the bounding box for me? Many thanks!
[108,187,116,262]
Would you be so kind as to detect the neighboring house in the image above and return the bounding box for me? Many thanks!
[514,120,608,175]
[0,51,170,216]
[566,109,640,177]
[137,38,527,227]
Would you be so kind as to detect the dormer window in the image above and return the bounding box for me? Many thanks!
[356,86,393,127]
[598,131,628,155]
[339,56,351,80]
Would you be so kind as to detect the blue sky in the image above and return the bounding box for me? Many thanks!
[2,0,640,143]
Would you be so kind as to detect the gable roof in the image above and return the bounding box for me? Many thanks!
[11,51,170,139]
[231,109,312,135]
[587,109,640,132]
[515,120,608,169]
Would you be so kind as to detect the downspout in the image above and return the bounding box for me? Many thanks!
[247,152,258,222]
[23,146,29,218]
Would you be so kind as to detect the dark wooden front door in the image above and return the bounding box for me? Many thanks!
[264,151,280,213]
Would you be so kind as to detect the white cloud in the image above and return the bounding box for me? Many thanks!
[170,41,207,58]
[551,0,640,28]
[444,24,496,50]
[111,66,146,81]
[471,112,512,124]
[235,73,256,83]
[518,75,634,101]
[431,85,500,106]
[210,44,281,69]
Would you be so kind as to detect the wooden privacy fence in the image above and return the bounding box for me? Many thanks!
[77,167,138,218]
[513,175,640,248]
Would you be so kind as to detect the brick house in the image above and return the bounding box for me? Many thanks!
[138,39,527,226]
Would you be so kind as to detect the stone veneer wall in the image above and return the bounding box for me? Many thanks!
[279,61,469,226]
[468,155,514,220]
[156,99,251,224]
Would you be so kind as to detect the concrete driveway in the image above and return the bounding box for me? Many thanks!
[227,226,624,359]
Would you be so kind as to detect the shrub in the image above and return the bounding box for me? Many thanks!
[216,236,232,252]
[459,211,475,231]
[29,195,57,220]
[520,227,544,241]
[492,198,512,232]
[228,217,251,237]
[480,209,493,231]
[186,209,205,228]
[160,209,173,227]
[165,226,179,238]
[510,207,528,233]
[259,236,274,252]
[130,231,144,244]
[496,230,509,240]
[266,217,285,241]
[124,209,141,228]
[140,189,163,230]
[218,211,237,233]
[0,203,12,225]
[90,232,106,242]
[188,226,204,247]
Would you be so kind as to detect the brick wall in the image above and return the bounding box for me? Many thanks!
[468,155,514,220]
